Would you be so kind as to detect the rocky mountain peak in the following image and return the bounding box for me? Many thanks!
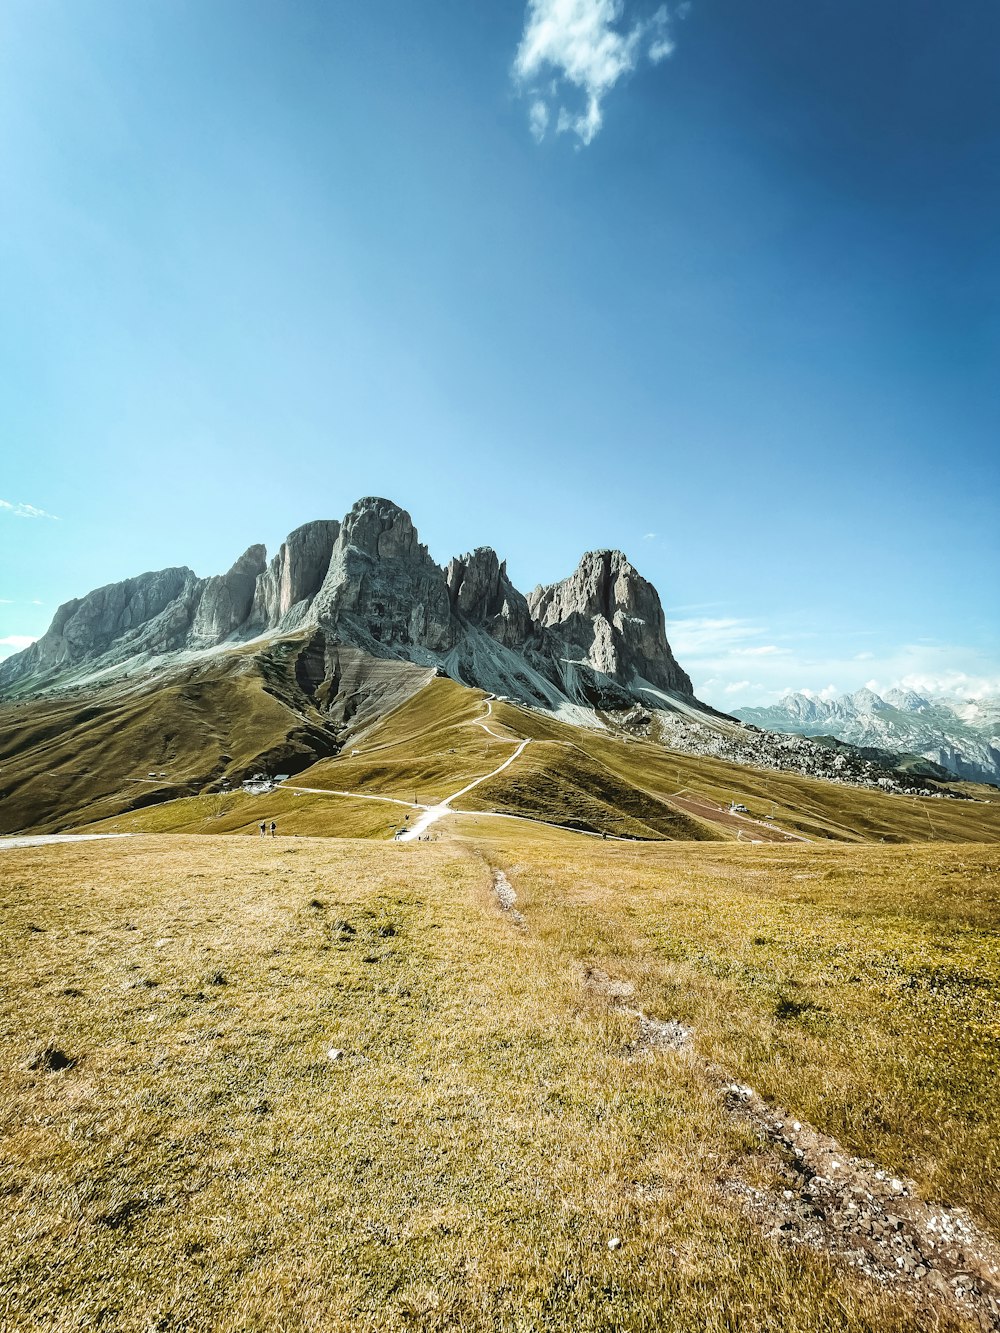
[190,544,268,647]
[312,499,453,653]
[884,688,928,713]
[0,496,695,713]
[776,693,827,722]
[445,547,533,648]
[229,544,267,576]
[847,687,888,715]
[339,497,424,562]
[249,519,340,631]
[528,548,691,696]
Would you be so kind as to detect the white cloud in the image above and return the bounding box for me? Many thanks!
[896,670,1000,702]
[668,616,765,656]
[647,6,675,61]
[667,614,1000,711]
[796,685,839,702]
[0,634,37,652]
[642,531,657,540]
[0,498,59,520]
[528,99,550,141]
[513,0,682,144]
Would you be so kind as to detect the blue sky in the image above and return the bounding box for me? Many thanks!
[1,0,998,706]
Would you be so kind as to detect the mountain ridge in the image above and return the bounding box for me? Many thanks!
[0,496,692,713]
[736,688,1000,785]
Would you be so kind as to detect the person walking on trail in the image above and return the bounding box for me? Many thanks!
[270,821,277,838]
[259,821,266,839]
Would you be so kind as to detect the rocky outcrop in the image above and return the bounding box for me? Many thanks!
[0,498,695,716]
[313,499,455,654]
[529,550,692,695]
[0,567,200,687]
[249,521,340,631]
[445,547,533,648]
[190,545,267,648]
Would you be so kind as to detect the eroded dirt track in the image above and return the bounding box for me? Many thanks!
[499,869,1000,1331]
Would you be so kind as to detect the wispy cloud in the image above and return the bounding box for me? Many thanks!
[528,99,550,141]
[0,634,37,653]
[642,531,657,541]
[0,498,59,520]
[668,616,765,656]
[665,615,1000,709]
[513,0,684,145]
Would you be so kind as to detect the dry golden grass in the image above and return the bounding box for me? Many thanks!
[2,832,995,1331]
[294,678,506,806]
[488,701,1000,844]
[81,787,408,840]
[460,824,1000,1231]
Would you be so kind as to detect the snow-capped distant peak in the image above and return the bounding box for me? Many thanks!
[735,684,1000,785]
[846,687,887,715]
[884,687,929,713]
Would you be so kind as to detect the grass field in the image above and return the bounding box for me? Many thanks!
[2,831,998,1331]
[82,786,408,839]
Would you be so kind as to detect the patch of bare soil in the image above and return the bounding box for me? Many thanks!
[581,966,693,1054]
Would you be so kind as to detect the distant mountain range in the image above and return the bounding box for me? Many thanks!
[735,689,1000,785]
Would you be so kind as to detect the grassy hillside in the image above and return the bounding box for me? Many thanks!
[459,739,719,839]
[485,701,1000,844]
[2,833,997,1331]
[294,677,509,805]
[81,786,406,839]
[0,639,428,836]
[5,662,1000,845]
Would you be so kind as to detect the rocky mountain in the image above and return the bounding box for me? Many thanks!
[736,689,1000,785]
[0,496,692,715]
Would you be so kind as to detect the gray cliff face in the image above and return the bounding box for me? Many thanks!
[529,550,692,695]
[313,499,455,654]
[0,498,695,713]
[0,567,200,687]
[446,547,533,648]
[190,545,267,648]
[249,521,340,631]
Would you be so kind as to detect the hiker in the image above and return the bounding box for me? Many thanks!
[259,821,266,839]
[270,821,277,838]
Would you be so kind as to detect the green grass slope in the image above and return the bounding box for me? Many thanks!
[487,701,1000,844]
[458,739,719,839]
[293,677,507,805]
[80,787,405,839]
[0,638,428,836]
